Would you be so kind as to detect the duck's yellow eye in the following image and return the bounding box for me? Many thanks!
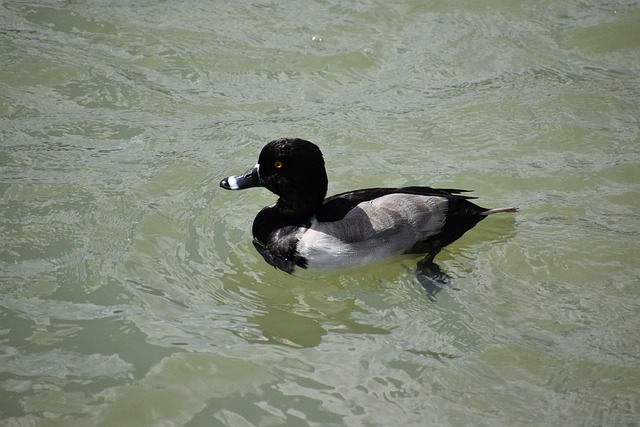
[274,160,283,169]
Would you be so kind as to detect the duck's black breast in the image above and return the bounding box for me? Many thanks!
[251,206,310,273]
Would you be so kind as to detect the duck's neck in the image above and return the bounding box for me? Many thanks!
[276,191,325,220]
[270,167,328,220]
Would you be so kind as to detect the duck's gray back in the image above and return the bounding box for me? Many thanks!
[297,193,448,269]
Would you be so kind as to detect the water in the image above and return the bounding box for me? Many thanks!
[1,0,639,425]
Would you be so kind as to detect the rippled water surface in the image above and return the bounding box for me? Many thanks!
[1,0,639,425]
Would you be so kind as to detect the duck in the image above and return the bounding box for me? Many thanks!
[220,138,517,284]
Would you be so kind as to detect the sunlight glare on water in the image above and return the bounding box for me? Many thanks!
[1,0,639,425]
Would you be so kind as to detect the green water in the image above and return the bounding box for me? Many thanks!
[1,0,639,425]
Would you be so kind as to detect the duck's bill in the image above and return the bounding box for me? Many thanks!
[220,165,261,190]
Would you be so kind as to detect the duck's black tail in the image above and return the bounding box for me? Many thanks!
[431,199,517,250]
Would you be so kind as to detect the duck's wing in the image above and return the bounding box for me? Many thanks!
[298,193,451,268]
[316,187,474,222]
[319,193,449,242]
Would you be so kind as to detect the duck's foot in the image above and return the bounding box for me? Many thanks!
[416,258,451,302]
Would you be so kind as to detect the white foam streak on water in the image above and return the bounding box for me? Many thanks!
[1,0,639,425]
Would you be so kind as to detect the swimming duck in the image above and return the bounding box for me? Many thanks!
[220,138,517,282]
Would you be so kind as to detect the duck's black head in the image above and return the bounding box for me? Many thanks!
[220,138,328,219]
